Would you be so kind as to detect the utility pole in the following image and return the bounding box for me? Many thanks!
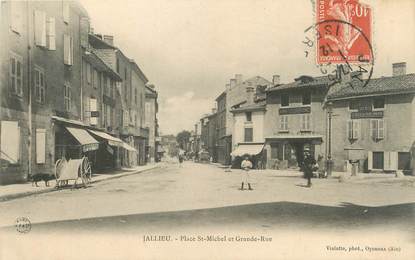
[326,102,334,177]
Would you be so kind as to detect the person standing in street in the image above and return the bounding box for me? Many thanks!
[240,155,253,190]
[302,148,316,187]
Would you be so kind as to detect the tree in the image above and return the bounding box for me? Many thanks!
[176,130,191,150]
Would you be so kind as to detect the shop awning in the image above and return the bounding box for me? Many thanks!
[231,144,264,157]
[122,142,137,152]
[157,146,165,153]
[87,130,123,147]
[265,135,323,140]
[65,127,99,152]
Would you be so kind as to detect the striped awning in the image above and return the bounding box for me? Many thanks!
[122,142,137,152]
[87,129,123,147]
[65,127,99,152]
[231,144,264,157]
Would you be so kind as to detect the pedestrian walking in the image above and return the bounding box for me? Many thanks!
[240,155,253,190]
[302,148,316,187]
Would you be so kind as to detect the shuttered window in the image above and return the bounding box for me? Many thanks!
[301,114,311,131]
[63,34,73,65]
[46,17,56,50]
[9,53,23,97]
[1,121,20,164]
[280,115,288,131]
[64,83,71,111]
[347,120,360,140]
[370,119,385,140]
[34,10,47,47]
[36,129,46,164]
[34,66,46,104]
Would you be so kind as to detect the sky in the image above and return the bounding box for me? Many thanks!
[79,0,415,135]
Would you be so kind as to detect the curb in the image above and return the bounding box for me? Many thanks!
[0,165,160,203]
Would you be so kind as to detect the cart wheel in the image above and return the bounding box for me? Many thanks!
[81,157,92,187]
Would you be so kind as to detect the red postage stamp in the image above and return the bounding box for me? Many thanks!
[316,0,372,64]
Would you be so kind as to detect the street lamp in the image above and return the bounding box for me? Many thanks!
[326,101,334,177]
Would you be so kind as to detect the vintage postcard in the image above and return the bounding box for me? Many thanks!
[0,0,414,259]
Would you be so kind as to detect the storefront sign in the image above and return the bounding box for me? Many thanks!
[91,111,100,117]
[279,106,311,115]
[351,111,383,119]
[83,143,99,152]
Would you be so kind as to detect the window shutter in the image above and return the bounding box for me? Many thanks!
[34,10,47,47]
[80,17,90,48]
[384,152,391,171]
[378,119,385,139]
[370,119,377,140]
[347,120,353,139]
[353,120,360,139]
[367,151,373,170]
[36,129,46,164]
[285,116,289,130]
[46,17,56,50]
[390,151,398,171]
[1,121,20,163]
[63,34,73,65]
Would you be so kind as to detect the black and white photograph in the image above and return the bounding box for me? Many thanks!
[0,0,414,259]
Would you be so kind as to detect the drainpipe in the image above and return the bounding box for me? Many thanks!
[27,0,32,179]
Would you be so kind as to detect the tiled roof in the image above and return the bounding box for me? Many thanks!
[327,73,415,100]
[231,101,266,113]
[267,75,331,92]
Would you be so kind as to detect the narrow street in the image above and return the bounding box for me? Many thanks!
[1,161,414,235]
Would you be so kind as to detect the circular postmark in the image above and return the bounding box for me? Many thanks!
[15,217,31,234]
[303,19,374,89]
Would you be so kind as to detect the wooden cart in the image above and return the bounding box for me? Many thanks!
[55,157,92,189]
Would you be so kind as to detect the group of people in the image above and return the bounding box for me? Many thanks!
[239,147,319,191]
[177,147,320,190]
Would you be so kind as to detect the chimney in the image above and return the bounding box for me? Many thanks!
[230,79,236,88]
[235,74,243,85]
[225,83,230,91]
[272,75,280,85]
[90,27,94,34]
[212,108,217,114]
[246,86,255,105]
[392,62,406,76]
[103,35,114,46]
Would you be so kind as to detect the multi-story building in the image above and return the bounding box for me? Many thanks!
[225,75,272,144]
[0,1,153,184]
[215,91,231,165]
[327,62,415,174]
[145,84,159,163]
[92,34,149,167]
[0,0,90,184]
[263,75,331,170]
[230,86,266,168]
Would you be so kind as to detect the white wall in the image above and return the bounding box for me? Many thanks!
[232,111,265,149]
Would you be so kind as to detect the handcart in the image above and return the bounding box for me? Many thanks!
[55,156,92,189]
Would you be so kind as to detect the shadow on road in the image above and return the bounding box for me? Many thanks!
[3,201,414,235]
